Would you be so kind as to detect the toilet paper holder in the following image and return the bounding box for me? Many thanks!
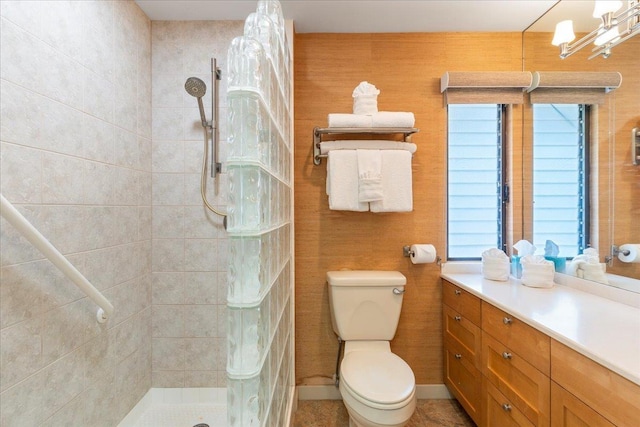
[403,245,441,265]
[605,244,631,266]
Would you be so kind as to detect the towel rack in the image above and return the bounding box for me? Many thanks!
[313,126,419,165]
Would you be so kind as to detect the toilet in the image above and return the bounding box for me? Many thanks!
[327,270,416,427]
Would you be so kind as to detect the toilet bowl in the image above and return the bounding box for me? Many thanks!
[339,342,416,427]
[327,270,417,427]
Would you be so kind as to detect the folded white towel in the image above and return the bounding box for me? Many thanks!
[328,114,372,128]
[577,262,609,284]
[320,140,418,155]
[370,150,413,212]
[356,150,383,202]
[520,255,555,288]
[327,112,415,128]
[327,150,369,212]
[371,112,415,128]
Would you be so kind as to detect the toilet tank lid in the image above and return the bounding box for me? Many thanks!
[327,270,406,286]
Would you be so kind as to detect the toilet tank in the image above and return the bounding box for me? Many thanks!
[327,270,406,341]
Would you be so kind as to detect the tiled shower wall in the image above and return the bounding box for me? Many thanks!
[0,1,152,426]
[150,21,243,388]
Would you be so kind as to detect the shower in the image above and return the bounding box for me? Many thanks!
[184,59,226,223]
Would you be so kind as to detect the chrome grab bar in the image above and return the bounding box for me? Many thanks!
[1,194,114,323]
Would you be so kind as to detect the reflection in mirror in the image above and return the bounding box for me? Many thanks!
[524,0,640,288]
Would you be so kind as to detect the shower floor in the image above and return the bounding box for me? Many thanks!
[118,388,226,427]
[132,403,226,427]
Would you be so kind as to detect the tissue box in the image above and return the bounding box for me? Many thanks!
[544,256,566,273]
[511,255,522,279]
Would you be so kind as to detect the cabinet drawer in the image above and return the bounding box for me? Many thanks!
[483,332,550,427]
[444,345,482,425]
[485,379,535,427]
[550,382,615,427]
[482,302,550,375]
[442,280,481,325]
[551,340,640,427]
[443,305,482,369]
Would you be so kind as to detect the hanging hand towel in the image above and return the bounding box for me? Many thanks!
[356,150,383,202]
[370,150,413,212]
[327,150,369,212]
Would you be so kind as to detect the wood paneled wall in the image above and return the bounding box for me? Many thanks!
[523,32,640,280]
[293,32,524,385]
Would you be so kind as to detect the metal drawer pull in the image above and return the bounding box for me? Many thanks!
[503,317,513,325]
[454,289,461,295]
[454,354,462,359]
[454,315,461,321]
[502,352,512,360]
[502,403,512,412]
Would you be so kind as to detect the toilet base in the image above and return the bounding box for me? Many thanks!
[343,399,415,427]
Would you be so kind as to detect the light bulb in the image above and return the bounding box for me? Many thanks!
[552,20,576,46]
[595,25,621,45]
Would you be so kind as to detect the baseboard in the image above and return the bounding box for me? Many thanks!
[297,384,452,401]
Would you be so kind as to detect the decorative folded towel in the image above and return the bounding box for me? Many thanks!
[352,81,380,115]
[371,112,415,128]
[481,248,510,281]
[327,112,415,128]
[320,140,418,155]
[370,150,413,212]
[566,248,608,284]
[328,113,372,128]
[520,255,555,288]
[356,150,383,202]
[327,150,369,212]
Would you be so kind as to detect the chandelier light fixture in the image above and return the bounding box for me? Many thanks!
[552,0,640,59]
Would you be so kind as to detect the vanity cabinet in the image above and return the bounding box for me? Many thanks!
[442,279,640,427]
[442,281,482,425]
[481,303,550,427]
[550,340,640,427]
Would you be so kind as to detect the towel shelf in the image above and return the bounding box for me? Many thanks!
[313,126,419,165]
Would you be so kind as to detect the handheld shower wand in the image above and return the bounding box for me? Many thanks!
[184,77,209,128]
[184,71,227,225]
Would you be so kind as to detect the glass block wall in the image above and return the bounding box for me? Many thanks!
[225,1,293,426]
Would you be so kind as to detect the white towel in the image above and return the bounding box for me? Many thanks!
[327,151,369,212]
[328,114,372,128]
[520,255,555,288]
[481,248,510,281]
[372,112,415,128]
[320,140,417,155]
[370,150,413,212]
[327,112,415,128]
[356,150,383,202]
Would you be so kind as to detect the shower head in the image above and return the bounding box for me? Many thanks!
[185,77,207,98]
[185,77,209,127]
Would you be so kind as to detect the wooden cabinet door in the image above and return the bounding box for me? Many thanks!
[482,332,550,427]
[444,344,482,425]
[485,379,535,427]
[550,382,615,427]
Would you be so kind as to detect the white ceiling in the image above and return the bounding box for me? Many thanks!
[134,0,561,33]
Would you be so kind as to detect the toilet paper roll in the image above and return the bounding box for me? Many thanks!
[410,244,437,264]
[618,244,640,263]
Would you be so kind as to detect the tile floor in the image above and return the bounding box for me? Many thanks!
[293,399,476,427]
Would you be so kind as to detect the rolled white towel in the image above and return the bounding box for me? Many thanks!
[481,248,510,281]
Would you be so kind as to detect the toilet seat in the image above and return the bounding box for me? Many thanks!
[340,350,415,409]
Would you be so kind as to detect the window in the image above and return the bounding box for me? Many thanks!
[532,104,589,258]
[447,104,507,259]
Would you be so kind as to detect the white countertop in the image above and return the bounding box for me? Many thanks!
[440,270,640,386]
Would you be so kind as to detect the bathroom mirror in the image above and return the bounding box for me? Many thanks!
[523,0,640,287]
